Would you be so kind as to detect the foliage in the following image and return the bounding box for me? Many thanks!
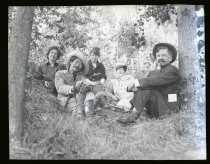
[118,21,136,59]
[60,6,95,50]
[25,6,96,65]
[137,5,178,26]
[9,5,180,72]
[9,6,205,159]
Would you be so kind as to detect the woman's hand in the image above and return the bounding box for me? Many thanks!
[45,81,54,89]
[84,79,97,86]
[89,81,100,86]
[100,78,105,84]
[92,81,98,86]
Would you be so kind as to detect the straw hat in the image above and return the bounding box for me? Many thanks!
[67,51,89,75]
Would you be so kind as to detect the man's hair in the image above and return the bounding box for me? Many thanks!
[46,46,62,60]
[156,46,173,57]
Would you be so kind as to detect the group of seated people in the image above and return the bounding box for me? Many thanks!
[34,43,181,125]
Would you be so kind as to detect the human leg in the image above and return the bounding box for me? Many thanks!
[116,89,150,124]
[76,84,92,117]
[84,92,95,117]
[60,97,77,113]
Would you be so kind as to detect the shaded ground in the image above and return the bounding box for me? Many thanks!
[10,74,206,160]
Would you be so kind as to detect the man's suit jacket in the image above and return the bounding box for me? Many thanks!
[136,64,181,117]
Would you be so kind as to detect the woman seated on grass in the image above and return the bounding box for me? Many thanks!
[82,47,108,115]
[34,46,66,95]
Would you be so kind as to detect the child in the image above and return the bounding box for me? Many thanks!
[109,63,135,112]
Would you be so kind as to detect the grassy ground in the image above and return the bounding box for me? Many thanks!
[10,74,206,160]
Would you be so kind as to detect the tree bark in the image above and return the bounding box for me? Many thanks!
[177,5,204,110]
[9,7,34,145]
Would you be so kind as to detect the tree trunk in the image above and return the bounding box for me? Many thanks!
[177,5,204,110]
[9,7,34,145]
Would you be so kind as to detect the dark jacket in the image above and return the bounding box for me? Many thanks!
[86,60,107,82]
[35,62,66,81]
[35,62,66,95]
[136,64,181,117]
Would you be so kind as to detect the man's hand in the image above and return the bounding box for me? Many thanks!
[131,87,138,92]
[127,82,135,92]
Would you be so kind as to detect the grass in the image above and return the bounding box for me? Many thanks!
[10,73,206,160]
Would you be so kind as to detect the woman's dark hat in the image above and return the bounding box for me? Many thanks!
[115,63,127,72]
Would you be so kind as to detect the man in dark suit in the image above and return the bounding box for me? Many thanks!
[117,43,181,124]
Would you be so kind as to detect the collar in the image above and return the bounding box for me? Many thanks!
[68,70,82,76]
[160,63,171,69]
[46,61,58,66]
[89,60,99,67]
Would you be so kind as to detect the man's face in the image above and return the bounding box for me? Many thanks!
[116,67,125,77]
[156,48,172,67]
[69,58,83,73]
[48,49,58,61]
[90,52,99,63]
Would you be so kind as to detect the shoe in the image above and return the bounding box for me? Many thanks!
[116,112,140,124]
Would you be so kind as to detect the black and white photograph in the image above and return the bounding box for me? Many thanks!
[8,5,206,159]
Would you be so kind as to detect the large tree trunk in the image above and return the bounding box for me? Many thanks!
[177,5,204,110]
[178,6,206,159]
[9,7,34,145]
